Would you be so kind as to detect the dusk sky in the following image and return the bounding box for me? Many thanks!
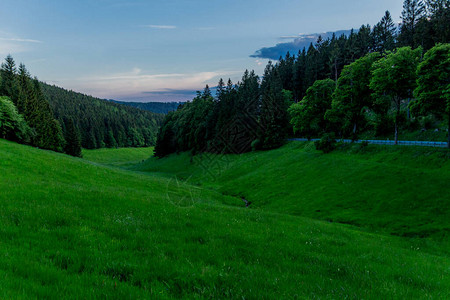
[0,0,403,102]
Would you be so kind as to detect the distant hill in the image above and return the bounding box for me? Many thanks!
[251,30,352,60]
[41,83,165,149]
[111,100,184,114]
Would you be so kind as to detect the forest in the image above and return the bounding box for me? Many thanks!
[155,0,450,157]
[42,84,164,150]
[111,100,184,114]
[0,59,164,157]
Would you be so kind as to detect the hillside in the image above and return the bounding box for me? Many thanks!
[1,138,449,298]
[41,83,165,149]
[111,100,184,114]
[136,142,450,239]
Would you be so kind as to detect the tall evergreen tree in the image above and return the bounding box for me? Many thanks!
[293,48,307,101]
[63,117,82,157]
[372,11,397,52]
[259,66,289,149]
[31,78,65,152]
[0,55,19,103]
[399,0,426,47]
[425,0,450,43]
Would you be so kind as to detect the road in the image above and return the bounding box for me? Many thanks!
[289,138,448,148]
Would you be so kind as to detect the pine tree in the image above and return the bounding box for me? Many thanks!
[373,11,397,52]
[305,43,319,87]
[259,66,289,149]
[399,0,426,47]
[425,0,450,43]
[0,55,19,103]
[293,48,307,101]
[64,117,82,157]
[31,78,65,152]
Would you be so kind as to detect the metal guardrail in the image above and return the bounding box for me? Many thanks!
[289,138,448,148]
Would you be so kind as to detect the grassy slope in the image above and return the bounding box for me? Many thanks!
[136,142,450,239]
[82,147,154,168]
[1,139,449,298]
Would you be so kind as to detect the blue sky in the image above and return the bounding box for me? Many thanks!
[0,0,403,102]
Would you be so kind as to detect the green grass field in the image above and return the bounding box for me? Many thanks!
[135,142,450,239]
[1,139,449,298]
[82,146,155,168]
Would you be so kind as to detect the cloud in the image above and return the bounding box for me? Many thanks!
[251,30,352,60]
[143,25,177,29]
[0,38,43,43]
[0,35,44,55]
[67,68,240,101]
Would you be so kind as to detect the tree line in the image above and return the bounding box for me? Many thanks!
[112,100,184,114]
[155,0,450,156]
[42,83,164,150]
[0,56,66,153]
[290,44,449,148]
[0,56,165,157]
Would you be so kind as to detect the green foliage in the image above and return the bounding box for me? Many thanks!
[326,52,381,139]
[63,118,82,157]
[0,55,19,103]
[289,79,335,139]
[412,43,450,146]
[412,43,450,118]
[398,0,426,47]
[1,139,450,298]
[41,83,164,149]
[155,72,264,157]
[0,96,31,142]
[372,11,397,53]
[259,65,290,149]
[0,57,64,152]
[370,47,423,143]
[314,133,337,153]
[112,100,183,114]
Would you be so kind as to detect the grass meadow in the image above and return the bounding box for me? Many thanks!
[0,139,449,298]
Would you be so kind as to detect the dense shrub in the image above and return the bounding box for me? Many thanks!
[0,96,31,142]
[315,133,337,153]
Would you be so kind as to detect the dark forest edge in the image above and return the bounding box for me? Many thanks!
[0,60,164,157]
[111,100,184,114]
[154,1,450,157]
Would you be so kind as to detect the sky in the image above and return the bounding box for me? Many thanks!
[0,0,404,102]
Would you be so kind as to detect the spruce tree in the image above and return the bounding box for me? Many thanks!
[0,55,19,103]
[64,117,82,157]
[259,66,289,149]
[372,11,397,52]
[399,0,426,47]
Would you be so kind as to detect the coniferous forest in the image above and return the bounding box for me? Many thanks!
[42,84,164,150]
[0,57,164,157]
[111,100,184,114]
[155,0,450,157]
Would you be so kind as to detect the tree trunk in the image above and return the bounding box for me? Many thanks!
[407,98,410,120]
[395,99,400,145]
[352,122,357,141]
[395,122,398,145]
[448,117,450,149]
